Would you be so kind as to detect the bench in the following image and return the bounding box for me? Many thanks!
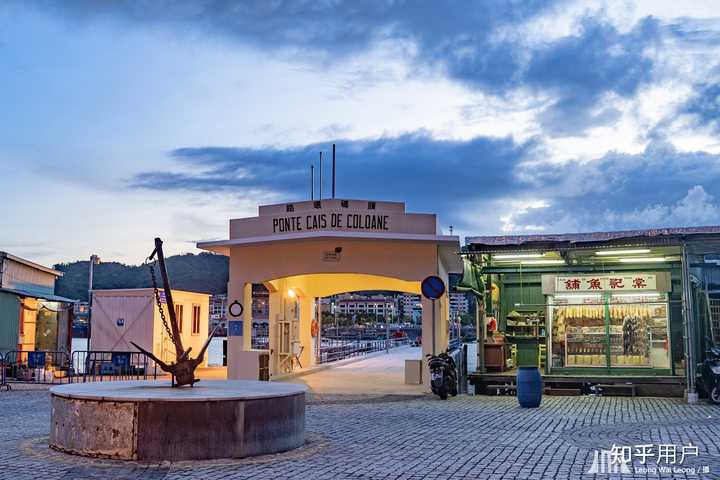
[598,383,636,397]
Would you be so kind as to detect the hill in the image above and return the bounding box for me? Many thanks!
[54,252,229,301]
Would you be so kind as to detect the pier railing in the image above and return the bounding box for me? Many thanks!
[317,337,410,364]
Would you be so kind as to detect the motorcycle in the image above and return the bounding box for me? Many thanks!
[699,338,720,404]
[426,351,458,400]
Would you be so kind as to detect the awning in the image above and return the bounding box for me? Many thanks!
[456,257,485,297]
[0,287,77,303]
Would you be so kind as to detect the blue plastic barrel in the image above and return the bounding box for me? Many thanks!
[517,366,542,408]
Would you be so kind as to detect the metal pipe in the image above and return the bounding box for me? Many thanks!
[332,143,336,199]
[681,241,698,402]
[319,152,323,200]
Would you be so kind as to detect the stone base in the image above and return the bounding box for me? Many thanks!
[49,380,306,461]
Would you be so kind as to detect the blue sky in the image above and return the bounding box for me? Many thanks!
[2,1,720,265]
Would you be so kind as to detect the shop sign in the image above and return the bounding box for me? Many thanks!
[556,274,657,292]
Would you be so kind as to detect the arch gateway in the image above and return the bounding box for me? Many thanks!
[198,199,461,387]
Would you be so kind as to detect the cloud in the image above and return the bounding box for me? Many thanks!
[16,1,673,136]
[133,133,720,237]
[508,140,720,232]
[682,81,720,133]
[131,132,535,220]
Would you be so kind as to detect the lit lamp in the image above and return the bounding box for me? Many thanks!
[287,288,297,299]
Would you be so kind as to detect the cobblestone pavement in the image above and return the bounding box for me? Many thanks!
[2,388,720,479]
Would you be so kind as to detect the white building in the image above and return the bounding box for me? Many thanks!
[449,292,469,318]
[335,294,396,317]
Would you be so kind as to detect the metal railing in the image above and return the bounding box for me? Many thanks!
[70,350,158,383]
[2,350,71,385]
[0,352,9,391]
[318,337,410,364]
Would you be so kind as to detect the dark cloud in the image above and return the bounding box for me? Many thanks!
[682,82,720,132]
[133,134,720,234]
[16,0,670,135]
[131,132,534,223]
[513,141,720,231]
[525,17,660,135]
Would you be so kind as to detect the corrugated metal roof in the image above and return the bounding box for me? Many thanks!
[0,252,63,277]
[466,226,720,248]
[0,287,76,303]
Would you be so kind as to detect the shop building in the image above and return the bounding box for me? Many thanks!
[0,252,75,354]
[462,227,720,399]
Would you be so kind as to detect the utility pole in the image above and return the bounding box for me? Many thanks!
[86,254,100,351]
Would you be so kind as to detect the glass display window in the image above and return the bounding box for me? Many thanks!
[547,291,670,371]
[608,293,669,369]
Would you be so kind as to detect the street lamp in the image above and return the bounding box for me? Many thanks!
[87,254,101,351]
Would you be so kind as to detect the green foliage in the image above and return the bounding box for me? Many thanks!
[54,252,229,301]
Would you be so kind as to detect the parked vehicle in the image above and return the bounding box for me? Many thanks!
[699,338,720,404]
[426,351,458,400]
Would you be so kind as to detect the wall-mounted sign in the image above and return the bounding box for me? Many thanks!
[228,320,244,337]
[555,274,658,292]
[322,247,343,262]
[272,213,390,233]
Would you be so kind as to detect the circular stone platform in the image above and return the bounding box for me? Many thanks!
[49,380,307,461]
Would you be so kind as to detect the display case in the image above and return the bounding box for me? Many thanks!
[549,291,670,370]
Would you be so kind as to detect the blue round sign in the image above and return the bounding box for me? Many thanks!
[421,275,446,300]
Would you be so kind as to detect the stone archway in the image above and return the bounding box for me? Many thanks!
[197,199,461,389]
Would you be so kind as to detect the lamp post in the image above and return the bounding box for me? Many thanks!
[86,254,101,351]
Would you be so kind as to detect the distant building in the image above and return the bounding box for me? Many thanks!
[0,252,75,353]
[209,294,227,333]
[399,293,421,322]
[251,284,269,324]
[449,292,469,318]
[336,294,396,318]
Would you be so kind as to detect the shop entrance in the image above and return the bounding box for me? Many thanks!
[197,199,460,389]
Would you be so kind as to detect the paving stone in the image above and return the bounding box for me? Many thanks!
[1,389,720,479]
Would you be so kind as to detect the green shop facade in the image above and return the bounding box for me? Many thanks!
[461,226,720,400]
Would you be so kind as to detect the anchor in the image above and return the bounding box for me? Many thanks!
[131,237,217,387]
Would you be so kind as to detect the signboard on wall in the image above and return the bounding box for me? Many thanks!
[272,212,391,234]
[228,320,244,337]
[555,274,658,292]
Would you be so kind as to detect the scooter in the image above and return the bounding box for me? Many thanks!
[426,351,458,400]
[699,338,720,404]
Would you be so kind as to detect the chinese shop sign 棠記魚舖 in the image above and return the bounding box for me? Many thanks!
[556,274,657,292]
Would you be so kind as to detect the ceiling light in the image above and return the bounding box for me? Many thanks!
[493,253,544,259]
[595,249,651,256]
[554,293,602,299]
[287,288,297,298]
[618,257,667,263]
[520,259,566,265]
[612,293,663,298]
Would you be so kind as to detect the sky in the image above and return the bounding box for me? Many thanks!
[1,1,720,266]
